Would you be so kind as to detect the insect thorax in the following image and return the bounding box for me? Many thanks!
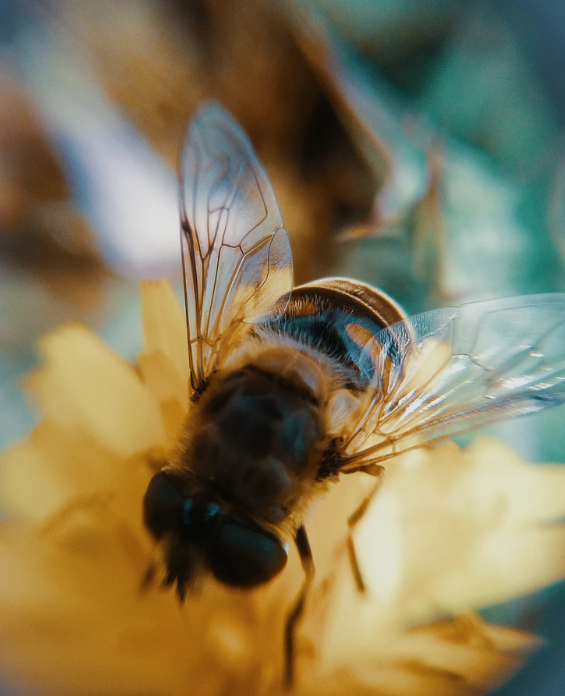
[177,350,325,523]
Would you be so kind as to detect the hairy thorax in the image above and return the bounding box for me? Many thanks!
[175,345,330,523]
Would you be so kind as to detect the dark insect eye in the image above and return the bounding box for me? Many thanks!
[143,470,184,540]
[207,519,287,588]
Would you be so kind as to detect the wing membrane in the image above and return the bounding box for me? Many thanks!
[341,295,565,466]
[179,102,293,392]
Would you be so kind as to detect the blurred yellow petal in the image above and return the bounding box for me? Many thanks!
[347,441,565,624]
[466,438,565,523]
[138,350,187,444]
[138,349,186,409]
[140,280,189,391]
[301,618,539,696]
[0,422,121,523]
[27,324,166,457]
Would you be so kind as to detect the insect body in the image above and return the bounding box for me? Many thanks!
[143,102,565,685]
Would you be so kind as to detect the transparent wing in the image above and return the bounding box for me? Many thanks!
[180,102,293,393]
[340,294,565,467]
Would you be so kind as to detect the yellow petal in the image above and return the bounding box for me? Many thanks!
[332,439,565,628]
[138,350,188,445]
[138,349,186,407]
[465,438,565,524]
[302,617,538,696]
[26,325,166,457]
[140,280,189,389]
[0,421,121,523]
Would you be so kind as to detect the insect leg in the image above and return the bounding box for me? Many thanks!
[345,465,385,593]
[284,525,315,689]
[140,557,158,593]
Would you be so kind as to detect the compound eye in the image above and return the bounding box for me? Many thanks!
[143,470,184,540]
[208,519,288,588]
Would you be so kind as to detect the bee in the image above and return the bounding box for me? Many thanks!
[143,102,565,686]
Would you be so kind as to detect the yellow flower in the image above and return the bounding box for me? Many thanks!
[2,280,565,695]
